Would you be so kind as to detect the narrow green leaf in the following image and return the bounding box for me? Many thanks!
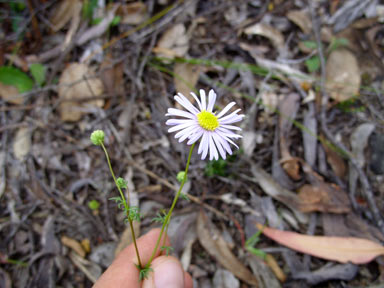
[30,63,46,87]
[0,66,34,93]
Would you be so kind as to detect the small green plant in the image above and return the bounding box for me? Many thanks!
[88,199,100,210]
[246,228,267,259]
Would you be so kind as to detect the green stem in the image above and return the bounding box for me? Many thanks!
[147,143,196,267]
[101,143,143,268]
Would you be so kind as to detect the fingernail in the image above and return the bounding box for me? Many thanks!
[154,260,184,288]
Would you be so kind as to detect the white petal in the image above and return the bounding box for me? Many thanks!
[200,89,207,111]
[187,129,204,145]
[220,114,244,125]
[174,95,199,115]
[218,109,242,122]
[207,90,217,112]
[215,133,233,155]
[209,133,219,161]
[190,92,202,111]
[220,124,242,131]
[212,133,226,159]
[177,126,200,142]
[217,102,236,118]
[166,119,195,126]
[201,133,210,160]
[198,132,208,154]
[216,130,239,149]
[216,127,242,138]
[168,122,197,133]
[166,108,195,119]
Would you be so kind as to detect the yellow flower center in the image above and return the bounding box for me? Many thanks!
[197,111,219,131]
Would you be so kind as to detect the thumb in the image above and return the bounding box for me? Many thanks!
[142,256,185,288]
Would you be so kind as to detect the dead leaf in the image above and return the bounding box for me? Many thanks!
[61,236,86,257]
[115,222,141,256]
[118,2,148,25]
[279,93,301,180]
[69,251,102,283]
[251,165,308,224]
[0,83,24,105]
[299,160,350,213]
[213,269,240,288]
[286,10,312,34]
[197,211,259,286]
[322,140,346,178]
[244,23,285,55]
[257,223,384,264]
[58,63,104,122]
[100,57,124,98]
[153,24,189,59]
[13,127,31,161]
[298,183,350,213]
[265,254,286,282]
[174,63,201,100]
[50,0,80,32]
[325,49,361,102]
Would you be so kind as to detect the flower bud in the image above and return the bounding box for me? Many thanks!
[90,130,105,146]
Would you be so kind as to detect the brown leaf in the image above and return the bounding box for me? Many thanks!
[61,236,86,258]
[322,140,346,178]
[286,10,312,34]
[118,2,148,25]
[197,211,259,286]
[325,49,361,102]
[13,127,31,161]
[279,93,301,180]
[298,182,350,213]
[257,223,384,264]
[153,24,189,60]
[0,83,23,105]
[244,23,285,54]
[50,0,81,32]
[174,63,201,99]
[299,160,350,213]
[58,63,104,122]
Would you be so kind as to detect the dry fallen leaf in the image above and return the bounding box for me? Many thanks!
[279,93,301,180]
[174,63,201,100]
[256,223,384,264]
[0,83,24,105]
[325,49,361,102]
[58,63,104,122]
[50,0,81,32]
[286,10,312,34]
[61,235,86,258]
[298,183,350,213]
[118,2,148,25]
[13,127,31,161]
[322,139,346,179]
[244,23,285,55]
[153,24,189,59]
[197,211,259,286]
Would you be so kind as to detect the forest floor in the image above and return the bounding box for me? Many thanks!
[1,0,384,287]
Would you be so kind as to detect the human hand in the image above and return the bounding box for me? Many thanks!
[93,228,193,288]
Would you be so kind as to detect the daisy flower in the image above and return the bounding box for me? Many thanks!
[165,89,244,161]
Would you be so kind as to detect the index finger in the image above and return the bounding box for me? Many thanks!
[94,228,170,288]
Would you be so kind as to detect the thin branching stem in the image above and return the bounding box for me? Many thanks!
[146,143,196,268]
[100,143,143,268]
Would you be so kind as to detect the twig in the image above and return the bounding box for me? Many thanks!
[309,2,384,234]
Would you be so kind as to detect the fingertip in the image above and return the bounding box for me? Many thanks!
[184,271,193,288]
